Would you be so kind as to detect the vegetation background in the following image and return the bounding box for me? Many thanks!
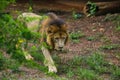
[0,0,120,80]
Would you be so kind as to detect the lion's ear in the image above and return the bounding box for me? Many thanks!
[62,24,68,28]
[47,26,53,34]
[61,24,68,31]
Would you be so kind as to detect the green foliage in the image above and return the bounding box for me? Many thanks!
[55,77,69,80]
[101,36,111,44]
[0,13,41,52]
[69,56,83,66]
[0,9,44,74]
[0,0,15,12]
[57,52,120,80]
[28,0,33,12]
[70,31,84,39]
[6,58,20,72]
[111,66,120,80]
[67,54,102,80]
[0,53,6,70]
[66,69,74,78]
[52,54,61,65]
[86,1,98,17]
[0,73,18,80]
[29,46,44,62]
[75,68,99,80]
[0,52,20,72]
[0,14,22,52]
[70,31,84,43]
[28,6,33,12]
[86,52,108,74]
[115,53,120,59]
[11,50,26,63]
[86,36,96,41]
[100,44,120,50]
[72,11,82,19]
[24,60,47,72]
[103,14,120,31]
[103,14,120,22]
[116,22,120,31]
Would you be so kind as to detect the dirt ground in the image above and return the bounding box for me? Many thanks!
[2,1,120,80]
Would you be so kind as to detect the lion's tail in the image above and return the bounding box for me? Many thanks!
[47,12,58,19]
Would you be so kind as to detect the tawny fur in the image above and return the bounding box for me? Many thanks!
[40,13,68,50]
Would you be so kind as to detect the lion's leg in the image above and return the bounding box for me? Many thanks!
[41,46,57,73]
[21,40,33,60]
[22,48,33,60]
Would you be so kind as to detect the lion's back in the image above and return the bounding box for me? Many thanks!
[17,12,42,32]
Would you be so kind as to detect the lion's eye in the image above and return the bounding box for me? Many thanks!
[54,38,59,42]
[48,30,52,34]
[55,37,59,40]
[62,37,66,39]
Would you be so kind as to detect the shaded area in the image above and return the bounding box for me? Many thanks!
[6,0,120,16]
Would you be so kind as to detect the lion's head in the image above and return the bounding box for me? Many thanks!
[46,19,68,51]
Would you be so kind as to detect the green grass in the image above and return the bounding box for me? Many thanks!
[72,11,83,19]
[11,50,26,63]
[0,6,120,80]
[70,31,85,43]
[85,1,98,17]
[103,14,120,22]
[29,45,44,62]
[67,53,102,80]
[0,52,20,72]
[75,68,99,80]
[86,36,97,41]
[115,53,120,59]
[111,66,120,80]
[86,33,104,41]
[116,22,120,31]
[56,51,120,80]
[22,46,48,72]
[101,36,111,44]
[24,60,47,72]
[103,14,120,32]
[57,52,102,80]
[100,44,120,50]
[86,52,108,74]
[0,75,17,80]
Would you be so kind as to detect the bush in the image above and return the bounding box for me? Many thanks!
[0,0,15,12]
[85,1,99,17]
[0,14,23,53]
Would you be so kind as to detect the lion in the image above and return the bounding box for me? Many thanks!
[17,12,69,73]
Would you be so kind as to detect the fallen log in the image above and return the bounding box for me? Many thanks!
[83,1,120,16]
[35,0,120,16]
[8,0,120,16]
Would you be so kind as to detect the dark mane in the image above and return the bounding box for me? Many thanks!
[49,19,65,27]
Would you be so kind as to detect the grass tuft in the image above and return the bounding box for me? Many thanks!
[70,31,85,43]
[100,44,120,50]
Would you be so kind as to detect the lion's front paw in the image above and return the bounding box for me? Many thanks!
[24,51,34,60]
[48,65,57,73]
[25,54,34,60]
